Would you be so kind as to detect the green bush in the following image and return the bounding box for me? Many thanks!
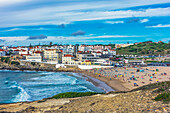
[31,62,36,66]
[0,57,10,63]
[154,92,170,101]
[131,81,170,91]
[145,61,160,63]
[5,57,10,63]
[11,61,20,65]
[152,88,165,93]
[52,92,101,99]
[0,57,5,62]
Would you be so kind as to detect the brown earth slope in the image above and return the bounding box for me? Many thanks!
[0,89,169,113]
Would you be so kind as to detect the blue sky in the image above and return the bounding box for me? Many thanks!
[0,0,170,46]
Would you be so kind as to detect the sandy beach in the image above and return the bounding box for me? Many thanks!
[81,66,170,91]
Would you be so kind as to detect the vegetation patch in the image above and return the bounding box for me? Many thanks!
[11,61,20,65]
[154,92,170,101]
[116,41,170,55]
[52,92,102,99]
[131,81,170,92]
[0,57,10,63]
[31,62,36,66]
[145,61,160,63]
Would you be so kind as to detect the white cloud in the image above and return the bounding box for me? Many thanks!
[146,24,170,28]
[3,28,23,32]
[0,35,142,42]
[96,35,141,38]
[105,21,124,24]
[161,38,170,42]
[0,0,170,28]
[0,0,30,7]
[140,19,149,23]
[0,36,28,41]
[79,8,170,21]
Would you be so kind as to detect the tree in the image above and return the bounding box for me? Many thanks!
[29,43,32,47]
[50,42,53,46]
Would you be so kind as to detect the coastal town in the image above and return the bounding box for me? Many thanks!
[0,41,169,68]
[0,0,170,112]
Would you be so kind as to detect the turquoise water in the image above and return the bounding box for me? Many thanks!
[0,70,104,104]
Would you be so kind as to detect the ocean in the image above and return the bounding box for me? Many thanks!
[0,70,104,104]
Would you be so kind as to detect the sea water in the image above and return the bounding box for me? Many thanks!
[0,70,104,104]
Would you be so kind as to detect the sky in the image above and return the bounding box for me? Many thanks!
[0,0,170,46]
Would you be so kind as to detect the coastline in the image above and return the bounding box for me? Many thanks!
[0,67,128,92]
[0,65,131,105]
[0,69,115,94]
[0,69,116,104]
[72,73,115,93]
[0,63,129,92]
[80,70,130,91]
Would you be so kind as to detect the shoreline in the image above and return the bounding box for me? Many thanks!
[0,69,117,105]
[0,63,132,92]
[0,67,127,91]
[80,69,130,91]
[72,73,115,93]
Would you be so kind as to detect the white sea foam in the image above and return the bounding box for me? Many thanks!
[10,81,31,102]
[40,72,55,75]
[13,86,31,102]
[0,71,105,103]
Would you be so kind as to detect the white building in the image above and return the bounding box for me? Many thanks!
[25,51,43,62]
[102,50,109,55]
[43,49,62,63]
[62,54,79,64]
[0,49,6,56]
[78,45,89,51]
[19,49,28,55]
[109,49,116,56]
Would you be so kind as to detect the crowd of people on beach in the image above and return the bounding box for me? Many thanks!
[85,66,169,89]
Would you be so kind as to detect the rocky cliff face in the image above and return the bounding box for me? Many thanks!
[0,61,80,72]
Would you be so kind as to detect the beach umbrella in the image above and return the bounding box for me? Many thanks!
[134,83,137,86]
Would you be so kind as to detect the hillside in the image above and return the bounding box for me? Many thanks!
[117,41,170,56]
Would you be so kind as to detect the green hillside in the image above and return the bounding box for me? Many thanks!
[116,41,170,55]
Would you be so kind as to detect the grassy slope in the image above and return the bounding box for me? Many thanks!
[51,81,169,102]
[117,42,170,55]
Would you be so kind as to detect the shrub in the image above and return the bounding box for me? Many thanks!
[11,61,20,65]
[5,57,10,63]
[154,92,170,101]
[152,88,165,93]
[131,81,170,91]
[31,62,36,66]
[0,57,11,63]
[52,92,101,99]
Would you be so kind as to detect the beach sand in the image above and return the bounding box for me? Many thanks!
[81,67,170,91]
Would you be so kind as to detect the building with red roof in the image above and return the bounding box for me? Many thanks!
[0,49,6,56]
